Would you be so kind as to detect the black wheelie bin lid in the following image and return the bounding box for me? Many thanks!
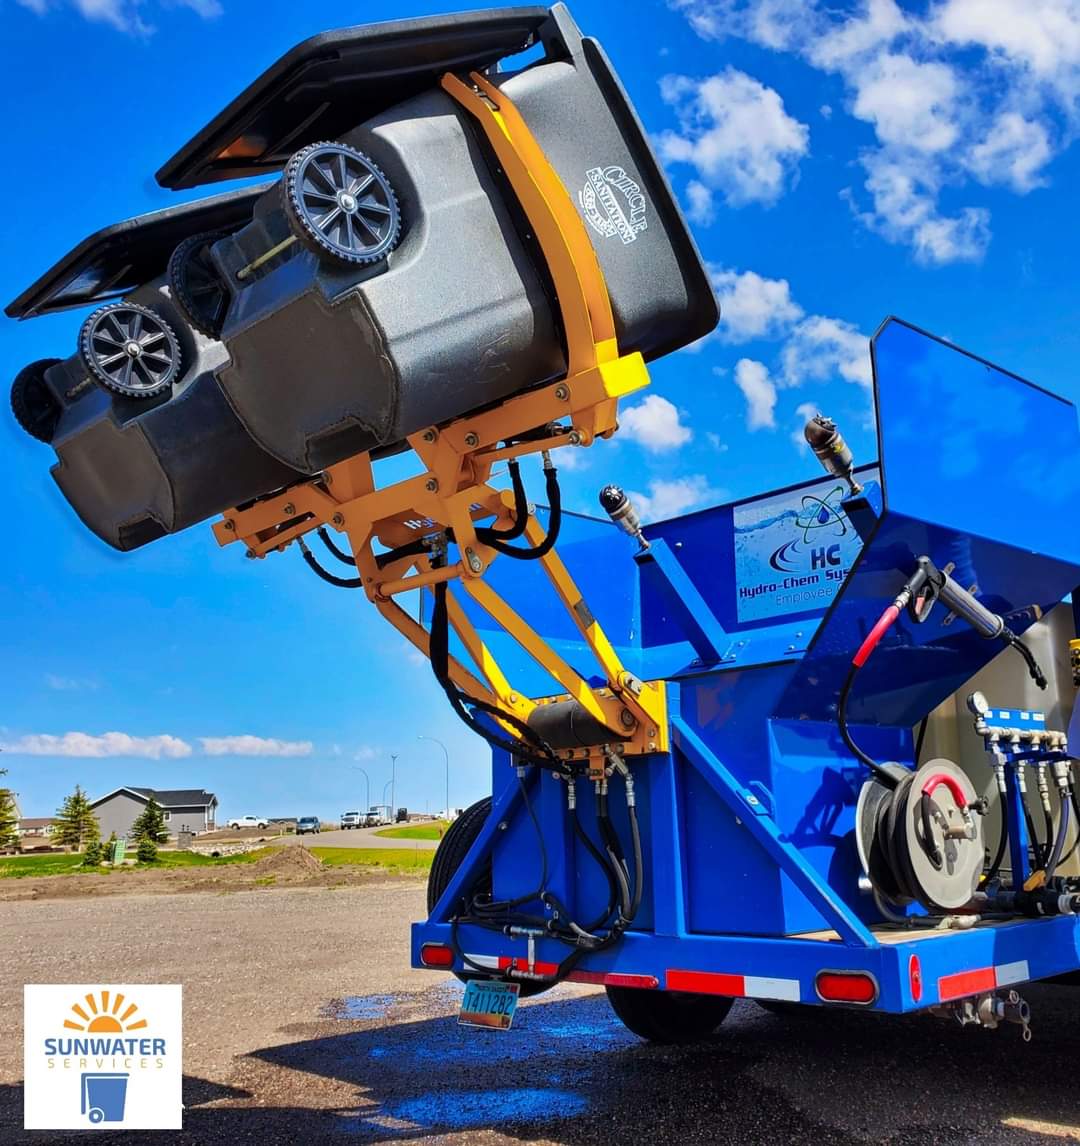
[155,6,549,190]
[5,183,270,320]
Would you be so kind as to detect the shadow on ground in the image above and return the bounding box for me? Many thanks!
[3,981,1080,1144]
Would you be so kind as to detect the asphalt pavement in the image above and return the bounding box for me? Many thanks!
[4,882,1080,1144]
[276,825,440,850]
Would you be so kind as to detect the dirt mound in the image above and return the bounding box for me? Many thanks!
[256,845,324,875]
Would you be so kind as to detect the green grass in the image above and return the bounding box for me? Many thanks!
[0,846,274,879]
[374,821,448,841]
[310,847,434,873]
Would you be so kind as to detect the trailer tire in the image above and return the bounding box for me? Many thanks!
[427,796,551,998]
[606,987,733,1044]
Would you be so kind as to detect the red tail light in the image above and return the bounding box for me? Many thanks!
[420,943,455,968]
[815,971,877,1005]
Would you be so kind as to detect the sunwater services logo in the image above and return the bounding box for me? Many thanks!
[24,984,182,1130]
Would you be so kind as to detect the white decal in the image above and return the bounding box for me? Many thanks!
[579,165,648,244]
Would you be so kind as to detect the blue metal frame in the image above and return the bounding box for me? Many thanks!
[412,318,1080,1011]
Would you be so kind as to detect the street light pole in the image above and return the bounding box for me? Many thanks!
[390,753,398,817]
[418,735,449,820]
[352,767,370,814]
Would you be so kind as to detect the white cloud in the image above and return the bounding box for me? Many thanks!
[199,735,312,757]
[45,674,99,692]
[1,732,192,759]
[671,0,1080,262]
[706,431,729,451]
[354,746,378,761]
[965,112,1053,192]
[781,316,874,388]
[16,0,222,35]
[628,475,721,522]
[710,266,804,342]
[658,68,809,209]
[849,53,960,154]
[618,395,693,452]
[733,359,777,429]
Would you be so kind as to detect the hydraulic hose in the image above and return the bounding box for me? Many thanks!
[298,536,364,588]
[316,526,357,567]
[1045,787,1071,881]
[478,463,561,560]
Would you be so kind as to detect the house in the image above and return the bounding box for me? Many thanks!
[90,787,218,839]
[17,817,54,837]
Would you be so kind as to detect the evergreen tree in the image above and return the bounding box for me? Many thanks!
[51,785,99,851]
[0,769,19,853]
[82,838,103,866]
[136,836,158,863]
[131,796,169,844]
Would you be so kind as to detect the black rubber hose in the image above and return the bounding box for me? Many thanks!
[572,802,619,932]
[914,717,928,765]
[298,538,363,588]
[478,459,529,542]
[479,467,561,560]
[626,802,644,922]
[1024,802,1045,869]
[316,526,357,567]
[985,808,1008,882]
[837,665,902,788]
[1059,787,1080,866]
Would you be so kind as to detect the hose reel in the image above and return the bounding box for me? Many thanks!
[857,759,985,911]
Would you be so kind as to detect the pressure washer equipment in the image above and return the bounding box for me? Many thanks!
[804,413,862,495]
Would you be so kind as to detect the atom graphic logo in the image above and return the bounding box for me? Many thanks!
[794,485,849,544]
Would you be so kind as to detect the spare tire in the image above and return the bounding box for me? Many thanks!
[427,796,551,997]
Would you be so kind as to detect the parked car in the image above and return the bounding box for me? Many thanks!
[340,811,362,830]
[296,816,321,835]
[227,815,268,830]
[396,807,408,823]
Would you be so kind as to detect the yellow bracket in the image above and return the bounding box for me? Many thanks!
[213,71,666,760]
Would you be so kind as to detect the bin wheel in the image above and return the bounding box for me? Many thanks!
[11,358,62,442]
[281,141,401,266]
[606,986,733,1044]
[80,303,181,399]
[88,1108,105,1124]
[427,797,551,999]
[168,231,230,339]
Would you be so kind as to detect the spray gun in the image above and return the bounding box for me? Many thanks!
[598,485,649,551]
[804,414,862,495]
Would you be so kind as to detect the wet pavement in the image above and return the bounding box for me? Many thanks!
[4,884,1080,1144]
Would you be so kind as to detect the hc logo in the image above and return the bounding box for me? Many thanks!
[810,544,842,570]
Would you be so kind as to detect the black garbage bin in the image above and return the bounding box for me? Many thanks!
[8,3,717,547]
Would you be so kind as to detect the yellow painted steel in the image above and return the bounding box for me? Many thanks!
[213,71,667,758]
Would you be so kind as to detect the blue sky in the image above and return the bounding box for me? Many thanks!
[3,0,1080,820]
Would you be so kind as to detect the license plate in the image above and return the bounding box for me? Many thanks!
[459,979,520,1030]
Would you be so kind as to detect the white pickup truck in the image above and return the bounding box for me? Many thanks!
[340,811,362,829]
[227,815,268,830]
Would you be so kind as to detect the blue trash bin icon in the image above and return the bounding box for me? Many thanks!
[80,1072,128,1124]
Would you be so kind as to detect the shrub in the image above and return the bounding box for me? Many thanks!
[136,837,158,863]
[82,840,103,866]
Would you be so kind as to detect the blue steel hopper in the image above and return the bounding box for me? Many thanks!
[413,317,1080,1032]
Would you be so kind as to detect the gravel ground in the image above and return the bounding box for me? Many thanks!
[3,882,1080,1145]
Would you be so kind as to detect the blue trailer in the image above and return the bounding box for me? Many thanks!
[412,316,1080,1042]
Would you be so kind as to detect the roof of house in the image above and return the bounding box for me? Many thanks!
[90,787,218,809]
[18,817,54,830]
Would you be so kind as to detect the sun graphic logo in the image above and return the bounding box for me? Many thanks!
[64,989,148,1034]
[24,984,182,1131]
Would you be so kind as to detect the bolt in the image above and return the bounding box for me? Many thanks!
[245,549,256,559]
[283,503,295,516]
[323,472,333,486]
[425,477,439,493]
[508,693,518,704]
[498,821,508,831]
[647,728,656,738]
[648,743,657,752]
[331,513,345,527]
[747,794,760,806]
[620,708,636,729]
[422,429,437,443]
[568,430,582,445]
[554,384,570,401]
[464,432,479,448]
[223,519,235,532]
[465,547,483,573]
